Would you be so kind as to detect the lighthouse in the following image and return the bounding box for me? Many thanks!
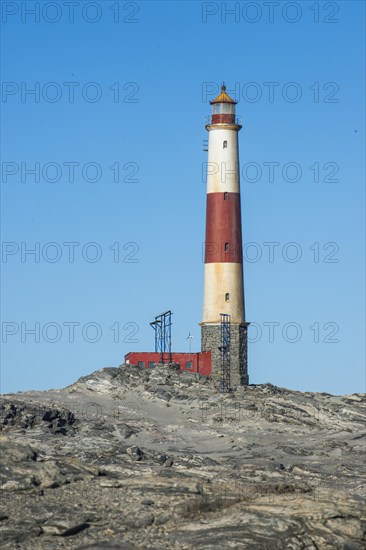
[124,83,248,386]
[201,84,249,390]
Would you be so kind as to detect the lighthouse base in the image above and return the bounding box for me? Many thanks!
[201,323,249,389]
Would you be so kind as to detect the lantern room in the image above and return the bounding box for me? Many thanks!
[210,84,237,124]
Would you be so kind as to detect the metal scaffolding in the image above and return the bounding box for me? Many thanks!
[150,310,172,364]
[219,313,231,393]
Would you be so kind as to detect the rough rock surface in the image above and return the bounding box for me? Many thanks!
[1,364,365,549]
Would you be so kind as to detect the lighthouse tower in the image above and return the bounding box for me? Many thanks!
[201,84,249,389]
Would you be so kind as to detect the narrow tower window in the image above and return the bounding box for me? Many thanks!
[225,293,230,302]
[224,192,228,200]
[224,242,230,251]
[223,140,227,149]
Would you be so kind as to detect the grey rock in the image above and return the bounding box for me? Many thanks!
[129,513,154,528]
[41,514,89,536]
[77,544,142,550]
[0,521,42,542]
[0,364,364,549]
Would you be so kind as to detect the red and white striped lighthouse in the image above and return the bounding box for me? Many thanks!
[201,84,249,388]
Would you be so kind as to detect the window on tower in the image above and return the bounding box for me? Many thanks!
[223,140,227,148]
[224,192,228,200]
[224,242,230,251]
[225,293,230,302]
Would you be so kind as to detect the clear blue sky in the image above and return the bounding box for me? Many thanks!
[1,0,365,395]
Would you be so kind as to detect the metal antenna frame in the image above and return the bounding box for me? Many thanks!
[150,310,173,364]
[219,313,231,393]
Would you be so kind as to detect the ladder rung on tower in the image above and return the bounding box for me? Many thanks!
[219,313,231,393]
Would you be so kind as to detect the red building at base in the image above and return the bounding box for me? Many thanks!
[124,351,212,377]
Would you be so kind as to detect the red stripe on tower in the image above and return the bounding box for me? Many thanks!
[204,192,243,263]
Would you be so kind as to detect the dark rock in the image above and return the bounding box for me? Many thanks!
[127,446,143,461]
[155,388,172,401]
[1,401,76,436]
[167,362,180,371]
[141,499,154,505]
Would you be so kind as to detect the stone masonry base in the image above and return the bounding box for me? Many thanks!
[201,323,249,389]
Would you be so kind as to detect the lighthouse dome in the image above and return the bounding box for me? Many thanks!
[210,84,237,105]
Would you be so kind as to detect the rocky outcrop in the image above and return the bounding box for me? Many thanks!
[1,364,365,548]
